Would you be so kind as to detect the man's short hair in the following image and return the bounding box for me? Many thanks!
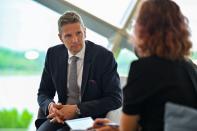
[58,11,84,33]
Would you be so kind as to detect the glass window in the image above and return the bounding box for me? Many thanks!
[175,0,197,64]
[0,0,60,130]
[86,29,109,49]
[0,0,60,51]
[126,0,197,64]
[175,1,197,51]
[116,48,137,76]
[0,2,110,130]
[66,0,137,28]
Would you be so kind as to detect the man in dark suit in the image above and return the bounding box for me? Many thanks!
[36,11,122,131]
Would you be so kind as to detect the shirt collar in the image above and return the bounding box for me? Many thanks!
[68,42,86,60]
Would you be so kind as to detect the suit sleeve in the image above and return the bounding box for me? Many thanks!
[37,48,56,115]
[78,51,122,118]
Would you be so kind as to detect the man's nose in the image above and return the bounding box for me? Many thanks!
[71,35,78,43]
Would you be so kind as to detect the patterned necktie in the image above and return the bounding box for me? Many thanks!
[67,56,80,104]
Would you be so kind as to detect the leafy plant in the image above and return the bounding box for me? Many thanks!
[0,47,45,75]
[0,108,33,128]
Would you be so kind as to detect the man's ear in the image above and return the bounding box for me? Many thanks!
[58,33,63,42]
[84,27,86,38]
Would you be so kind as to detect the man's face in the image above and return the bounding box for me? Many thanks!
[59,22,86,55]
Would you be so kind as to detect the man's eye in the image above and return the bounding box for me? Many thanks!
[65,34,71,39]
[77,32,82,35]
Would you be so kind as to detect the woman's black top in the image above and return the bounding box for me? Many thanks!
[123,56,197,131]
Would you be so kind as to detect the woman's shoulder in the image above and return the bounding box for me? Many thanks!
[131,56,160,70]
[131,56,175,69]
[128,56,179,80]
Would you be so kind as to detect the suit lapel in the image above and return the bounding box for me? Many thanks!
[81,42,93,98]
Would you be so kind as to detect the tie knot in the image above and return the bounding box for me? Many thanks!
[70,56,78,62]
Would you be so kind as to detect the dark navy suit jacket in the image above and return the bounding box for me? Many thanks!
[37,40,122,120]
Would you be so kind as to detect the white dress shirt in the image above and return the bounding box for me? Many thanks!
[67,43,86,100]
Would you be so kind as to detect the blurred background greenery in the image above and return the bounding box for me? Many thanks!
[0,47,45,75]
[0,47,196,76]
[0,108,33,129]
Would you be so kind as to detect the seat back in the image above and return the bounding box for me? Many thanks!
[164,102,197,131]
[106,76,127,123]
[106,107,122,124]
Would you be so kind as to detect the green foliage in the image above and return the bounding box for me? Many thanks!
[191,51,197,59]
[116,49,197,76]
[0,47,196,76]
[0,47,45,75]
[0,108,33,128]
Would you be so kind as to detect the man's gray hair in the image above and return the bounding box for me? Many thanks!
[58,11,84,33]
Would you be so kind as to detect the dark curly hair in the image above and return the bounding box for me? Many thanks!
[136,0,192,60]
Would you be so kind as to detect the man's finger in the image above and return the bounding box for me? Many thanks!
[55,116,64,124]
[50,118,57,123]
[55,110,64,119]
[54,103,63,109]
[47,113,55,119]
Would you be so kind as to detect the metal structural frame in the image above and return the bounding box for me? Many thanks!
[34,0,141,58]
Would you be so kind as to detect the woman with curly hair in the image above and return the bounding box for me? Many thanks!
[92,0,197,131]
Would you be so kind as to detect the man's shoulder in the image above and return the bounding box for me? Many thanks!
[85,40,111,54]
[46,44,67,54]
[46,44,67,57]
[48,44,66,51]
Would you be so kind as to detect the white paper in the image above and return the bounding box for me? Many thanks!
[65,117,94,130]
